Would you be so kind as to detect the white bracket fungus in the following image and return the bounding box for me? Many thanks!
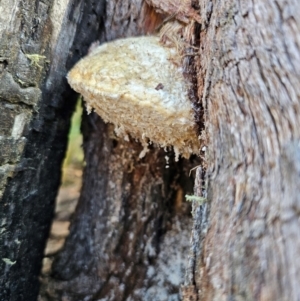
[67,36,199,160]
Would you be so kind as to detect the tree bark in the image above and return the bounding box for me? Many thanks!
[42,113,197,301]
[2,0,300,301]
[183,0,300,300]
[0,0,105,300]
[0,1,69,300]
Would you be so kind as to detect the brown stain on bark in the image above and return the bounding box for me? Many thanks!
[142,3,166,34]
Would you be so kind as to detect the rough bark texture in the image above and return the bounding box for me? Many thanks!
[184,0,300,300]
[2,0,300,300]
[0,1,67,300]
[0,0,105,300]
[42,114,197,301]
[39,0,199,301]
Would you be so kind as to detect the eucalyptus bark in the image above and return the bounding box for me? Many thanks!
[2,0,300,301]
[0,0,105,300]
[0,1,71,300]
[183,0,300,300]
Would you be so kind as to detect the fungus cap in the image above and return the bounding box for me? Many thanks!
[67,36,198,159]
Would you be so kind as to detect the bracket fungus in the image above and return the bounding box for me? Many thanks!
[67,36,199,160]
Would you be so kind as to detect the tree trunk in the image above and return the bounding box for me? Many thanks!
[183,0,300,300]
[2,0,300,301]
[0,0,75,300]
[0,0,105,300]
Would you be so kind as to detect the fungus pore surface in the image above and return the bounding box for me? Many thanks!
[67,36,198,159]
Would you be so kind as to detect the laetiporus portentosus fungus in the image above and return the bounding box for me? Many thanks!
[67,36,199,160]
